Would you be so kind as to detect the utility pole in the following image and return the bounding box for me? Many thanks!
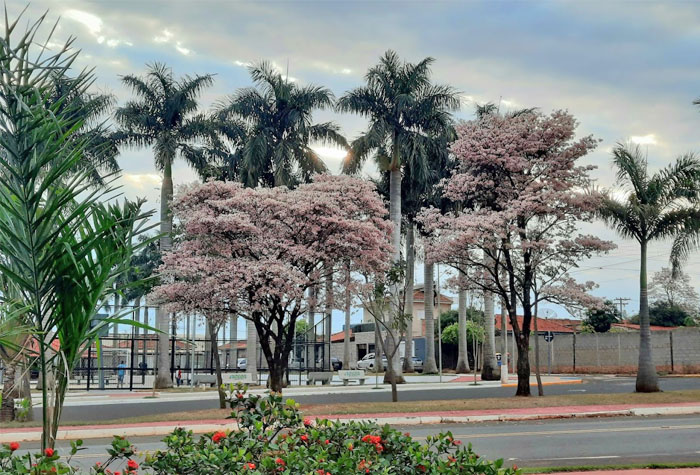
[613,297,631,318]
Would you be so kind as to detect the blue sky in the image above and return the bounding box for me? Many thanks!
[11,1,700,324]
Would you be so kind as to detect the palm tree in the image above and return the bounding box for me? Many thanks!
[44,74,120,187]
[339,50,459,379]
[114,63,215,388]
[213,61,347,188]
[598,144,700,392]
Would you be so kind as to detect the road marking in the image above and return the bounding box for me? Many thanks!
[535,455,621,461]
[413,424,700,440]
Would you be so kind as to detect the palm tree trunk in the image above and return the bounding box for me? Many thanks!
[324,265,334,371]
[636,240,660,392]
[403,224,415,372]
[533,301,544,396]
[343,264,352,370]
[155,160,174,389]
[246,319,258,382]
[229,314,237,366]
[307,284,317,369]
[0,363,16,421]
[423,258,438,374]
[481,253,499,380]
[455,281,470,374]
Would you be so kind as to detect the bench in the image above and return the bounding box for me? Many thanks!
[192,374,218,387]
[306,371,333,385]
[339,369,366,386]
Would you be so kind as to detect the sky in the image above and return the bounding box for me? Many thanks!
[9,0,700,328]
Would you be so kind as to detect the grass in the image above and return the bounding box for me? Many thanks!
[5,389,699,430]
[521,462,700,472]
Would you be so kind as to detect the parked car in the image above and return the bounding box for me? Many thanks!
[410,357,424,373]
[237,358,247,370]
[357,353,423,372]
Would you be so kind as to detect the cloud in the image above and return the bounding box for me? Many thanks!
[122,173,162,190]
[63,8,131,49]
[154,29,173,43]
[64,9,102,35]
[175,42,191,56]
[629,134,658,146]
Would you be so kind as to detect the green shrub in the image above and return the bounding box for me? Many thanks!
[0,384,519,474]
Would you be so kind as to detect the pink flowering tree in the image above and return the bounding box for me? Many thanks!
[419,109,615,396]
[154,175,392,392]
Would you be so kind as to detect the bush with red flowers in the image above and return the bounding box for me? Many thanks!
[0,384,520,474]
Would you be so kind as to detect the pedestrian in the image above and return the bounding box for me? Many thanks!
[117,361,126,389]
[176,365,182,387]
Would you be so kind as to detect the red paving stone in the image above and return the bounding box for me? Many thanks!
[543,471,700,475]
[2,401,698,436]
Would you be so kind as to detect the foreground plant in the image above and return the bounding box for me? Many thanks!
[144,385,519,474]
[0,11,154,448]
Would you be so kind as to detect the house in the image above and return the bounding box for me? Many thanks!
[361,284,453,338]
[494,314,577,335]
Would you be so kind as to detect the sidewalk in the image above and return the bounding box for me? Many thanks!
[542,471,700,475]
[3,400,699,443]
[32,375,582,408]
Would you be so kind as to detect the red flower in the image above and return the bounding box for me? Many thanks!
[453,439,462,445]
[513,464,518,470]
[303,417,312,426]
[324,439,330,445]
[348,443,353,451]
[374,443,384,453]
[417,465,427,472]
[44,448,55,457]
[275,458,285,466]
[300,434,309,442]
[236,393,244,400]
[127,460,139,470]
[212,431,226,443]
[9,442,19,451]
[245,462,256,470]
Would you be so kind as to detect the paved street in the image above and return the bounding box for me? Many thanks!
[15,415,700,471]
[46,375,700,423]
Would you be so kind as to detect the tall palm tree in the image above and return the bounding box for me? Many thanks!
[213,61,347,188]
[339,50,459,379]
[598,144,700,392]
[114,63,215,388]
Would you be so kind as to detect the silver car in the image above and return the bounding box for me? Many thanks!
[237,358,247,370]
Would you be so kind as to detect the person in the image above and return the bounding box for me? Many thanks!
[176,365,182,387]
[117,361,126,388]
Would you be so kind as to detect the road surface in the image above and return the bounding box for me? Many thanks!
[17,415,700,471]
[48,376,700,423]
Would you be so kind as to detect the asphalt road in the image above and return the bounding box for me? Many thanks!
[17,415,700,471]
[50,376,700,423]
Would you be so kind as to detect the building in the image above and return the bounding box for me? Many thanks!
[332,285,454,367]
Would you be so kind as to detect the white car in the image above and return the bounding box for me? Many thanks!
[237,358,247,370]
[356,353,390,371]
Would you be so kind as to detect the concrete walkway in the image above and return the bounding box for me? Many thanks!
[31,375,582,408]
[543,471,700,474]
[3,400,699,443]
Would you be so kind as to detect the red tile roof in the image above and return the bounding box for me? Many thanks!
[412,286,453,305]
[331,330,353,343]
[494,314,575,333]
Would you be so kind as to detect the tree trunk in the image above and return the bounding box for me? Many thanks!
[403,224,415,372]
[154,160,174,389]
[229,314,237,366]
[268,362,285,393]
[343,265,352,370]
[533,303,544,396]
[208,321,225,408]
[0,363,16,421]
[481,290,499,380]
[455,283,470,374]
[324,265,334,371]
[514,324,531,397]
[307,284,317,369]
[423,259,438,374]
[636,240,660,392]
[246,319,258,382]
[204,319,212,371]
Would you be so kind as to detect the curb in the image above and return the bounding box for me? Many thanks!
[3,404,700,444]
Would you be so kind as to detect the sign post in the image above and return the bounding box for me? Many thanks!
[544,331,554,375]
